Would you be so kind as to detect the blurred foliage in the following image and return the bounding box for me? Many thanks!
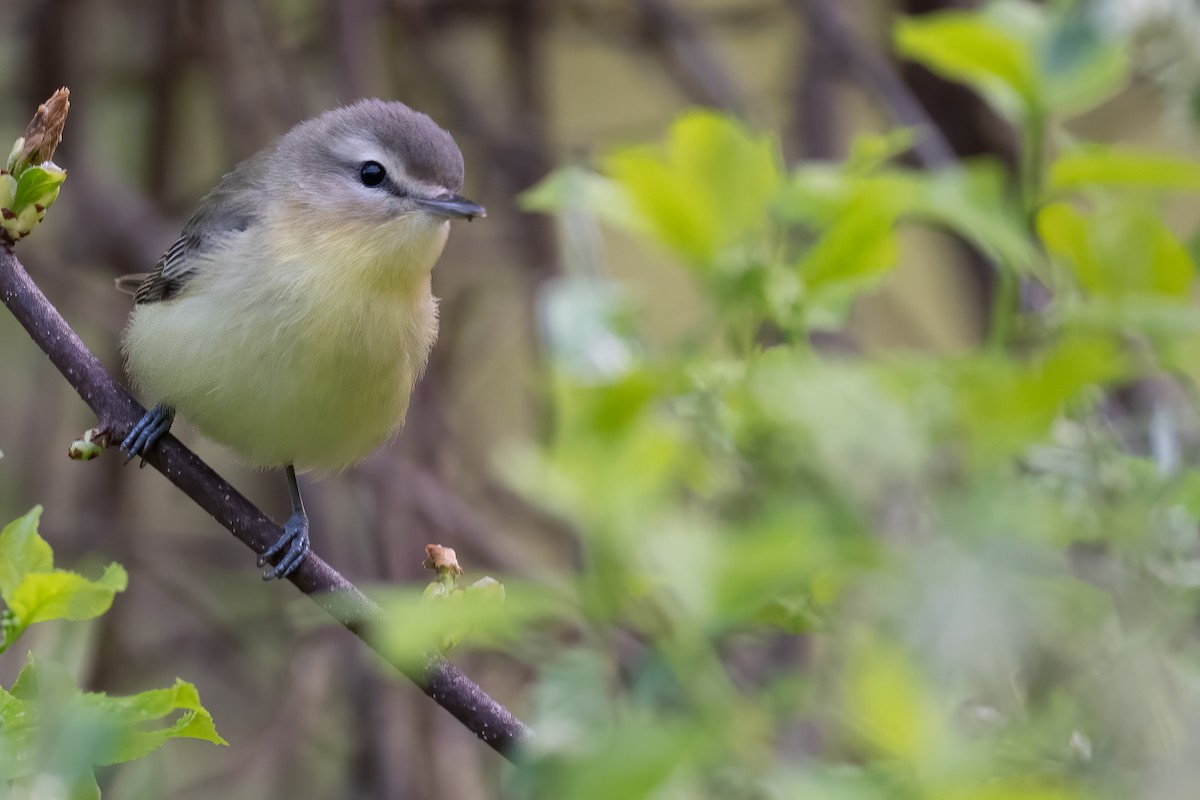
[0,508,224,800]
[372,1,1200,797]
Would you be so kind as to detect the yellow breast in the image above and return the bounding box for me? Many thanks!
[121,211,448,472]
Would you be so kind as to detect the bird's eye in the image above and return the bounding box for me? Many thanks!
[359,161,386,187]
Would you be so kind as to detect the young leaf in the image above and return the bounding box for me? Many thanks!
[604,111,781,267]
[797,202,898,326]
[0,653,225,786]
[11,164,66,211]
[1050,145,1200,192]
[0,509,127,653]
[0,506,52,603]
[896,2,1128,123]
[86,678,227,764]
[6,564,128,627]
[895,11,1039,120]
[1038,202,1195,298]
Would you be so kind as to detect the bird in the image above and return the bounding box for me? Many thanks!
[115,99,484,580]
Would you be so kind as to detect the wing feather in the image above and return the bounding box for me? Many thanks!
[115,149,271,305]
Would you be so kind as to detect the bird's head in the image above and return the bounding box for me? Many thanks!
[268,99,484,289]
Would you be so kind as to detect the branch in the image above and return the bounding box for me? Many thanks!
[0,242,534,757]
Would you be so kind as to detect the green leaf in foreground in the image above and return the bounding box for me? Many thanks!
[0,507,52,601]
[1037,201,1195,299]
[374,581,559,670]
[0,508,127,654]
[894,10,1039,120]
[7,565,128,627]
[0,653,225,790]
[1050,145,1200,193]
[603,110,782,266]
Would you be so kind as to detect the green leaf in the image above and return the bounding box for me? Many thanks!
[7,564,128,626]
[1037,202,1095,285]
[70,772,102,800]
[0,654,225,784]
[11,164,65,211]
[604,111,782,266]
[800,205,897,292]
[520,166,640,229]
[373,582,560,669]
[0,506,51,604]
[915,163,1037,273]
[0,509,128,653]
[896,3,1126,121]
[949,337,1128,463]
[797,202,898,327]
[895,11,1039,119]
[1050,145,1200,192]
[1037,201,1195,298]
[87,678,228,764]
[1040,9,1129,116]
[782,160,1035,275]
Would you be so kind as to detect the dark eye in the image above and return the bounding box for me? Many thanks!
[359,161,386,187]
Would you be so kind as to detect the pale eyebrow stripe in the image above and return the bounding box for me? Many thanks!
[328,137,411,183]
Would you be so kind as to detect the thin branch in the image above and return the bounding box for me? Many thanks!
[0,243,533,757]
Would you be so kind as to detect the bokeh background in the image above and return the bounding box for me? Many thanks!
[0,0,1191,797]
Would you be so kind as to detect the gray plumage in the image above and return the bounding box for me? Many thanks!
[309,99,465,191]
[116,99,465,305]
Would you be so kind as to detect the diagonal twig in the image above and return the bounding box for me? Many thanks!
[0,243,533,758]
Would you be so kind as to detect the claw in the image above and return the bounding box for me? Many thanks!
[120,404,174,464]
[261,511,310,580]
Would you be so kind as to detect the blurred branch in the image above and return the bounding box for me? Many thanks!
[797,0,955,169]
[791,8,842,160]
[0,243,533,757]
[145,0,185,203]
[635,0,746,113]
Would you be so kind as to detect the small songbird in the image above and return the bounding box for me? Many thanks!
[116,99,484,580]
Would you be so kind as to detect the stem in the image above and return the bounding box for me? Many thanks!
[987,266,1018,352]
[1020,108,1046,220]
[990,108,1046,351]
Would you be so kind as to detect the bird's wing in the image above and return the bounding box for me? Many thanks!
[115,150,271,305]
[124,235,192,304]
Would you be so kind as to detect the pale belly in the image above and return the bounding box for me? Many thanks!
[121,286,436,472]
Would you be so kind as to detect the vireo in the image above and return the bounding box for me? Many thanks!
[115,99,484,580]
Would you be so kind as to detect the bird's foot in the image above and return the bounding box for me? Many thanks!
[120,404,174,467]
[259,511,310,581]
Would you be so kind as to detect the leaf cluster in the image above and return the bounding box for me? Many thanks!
[373,3,1200,798]
[0,509,224,799]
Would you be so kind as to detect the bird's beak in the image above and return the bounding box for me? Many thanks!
[417,194,487,221]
